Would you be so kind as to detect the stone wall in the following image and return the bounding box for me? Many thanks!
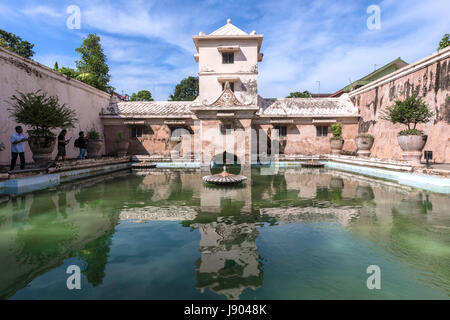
[102,120,196,158]
[350,47,450,163]
[254,122,358,156]
[0,47,110,165]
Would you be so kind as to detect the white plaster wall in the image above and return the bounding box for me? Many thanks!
[197,39,259,104]
[0,47,110,165]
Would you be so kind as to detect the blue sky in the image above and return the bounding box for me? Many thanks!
[0,0,449,100]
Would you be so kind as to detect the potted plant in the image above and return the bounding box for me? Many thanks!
[381,94,434,165]
[329,122,344,155]
[355,133,374,157]
[8,90,77,166]
[116,131,129,157]
[86,127,103,158]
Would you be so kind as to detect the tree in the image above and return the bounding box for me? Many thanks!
[8,90,78,137]
[54,61,80,78]
[438,33,449,50]
[330,122,343,140]
[130,90,154,101]
[0,29,35,58]
[286,90,312,98]
[380,94,434,135]
[170,76,199,101]
[75,34,111,92]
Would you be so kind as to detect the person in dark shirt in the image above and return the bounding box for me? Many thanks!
[55,129,71,161]
[75,131,88,160]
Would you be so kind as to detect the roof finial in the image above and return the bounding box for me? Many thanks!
[227,18,231,24]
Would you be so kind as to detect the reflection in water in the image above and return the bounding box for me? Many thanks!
[0,168,449,299]
[193,222,263,300]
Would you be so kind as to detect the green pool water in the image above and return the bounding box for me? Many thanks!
[0,168,449,300]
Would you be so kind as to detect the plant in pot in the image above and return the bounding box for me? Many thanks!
[329,122,344,155]
[86,127,103,158]
[381,94,433,165]
[8,90,77,166]
[355,133,374,157]
[116,131,129,157]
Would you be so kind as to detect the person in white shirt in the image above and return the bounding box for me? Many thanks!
[10,126,28,171]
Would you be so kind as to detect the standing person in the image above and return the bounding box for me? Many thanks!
[10,126,28,171]
[75,131,88,160]
[55,129,71,161]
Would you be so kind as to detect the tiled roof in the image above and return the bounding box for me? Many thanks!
[258,94,358,117]
[210,20,248,36]
[102,94,358,118]
[107,101,194,116]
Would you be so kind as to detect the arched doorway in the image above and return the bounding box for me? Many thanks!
[210,151,241,174]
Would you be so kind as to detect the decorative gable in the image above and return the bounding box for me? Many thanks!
[210,82,242,107]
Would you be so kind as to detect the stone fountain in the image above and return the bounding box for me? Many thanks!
[202,166,247,185]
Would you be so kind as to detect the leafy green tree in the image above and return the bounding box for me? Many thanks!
[75,34,111,92]
[0,29,35,58]
[438,33,449,50]
[8,90,78,137]
[286,90,312,98]
[54,61,80,78]
[381,94,434,135]
[170,76,199,101]
[330,122,343,140]
[130,90,154,101]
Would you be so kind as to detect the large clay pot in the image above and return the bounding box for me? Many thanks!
[87,139,103,158]
[28,135,56,166]
[397,135,427,166]
[330,139,344,155]
[355,136,374,157]
[116,141,129,157]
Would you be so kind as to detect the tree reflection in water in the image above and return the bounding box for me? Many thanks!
[1,168,449,299]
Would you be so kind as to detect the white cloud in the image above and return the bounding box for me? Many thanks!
[21,5,63,18]
[257,0,450,96]
[2,0,449,100]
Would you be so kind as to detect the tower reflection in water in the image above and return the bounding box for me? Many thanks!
[120,168,375,299]
[1,168,449,299]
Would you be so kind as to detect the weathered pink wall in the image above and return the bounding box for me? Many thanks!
[103,121,196,158]
[350,48,450,163]
[254,122,358,156]
[0,47,110,165]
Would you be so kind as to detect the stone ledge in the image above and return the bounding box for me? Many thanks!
[325,161,450,194]
[6,157,131,180]
[327,155,413,172]
[49,156,131,173]
[0,161,131,195]
[414,168,450,178]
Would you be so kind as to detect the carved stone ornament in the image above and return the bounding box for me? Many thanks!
[209,81,242,107]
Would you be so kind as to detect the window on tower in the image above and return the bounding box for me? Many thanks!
[222,82,234,92]
[222,52,234,64]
